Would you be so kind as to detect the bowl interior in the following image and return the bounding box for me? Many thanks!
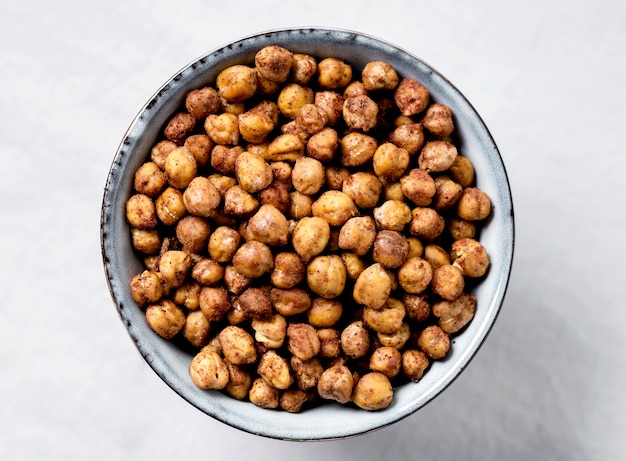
[101,27,514,440]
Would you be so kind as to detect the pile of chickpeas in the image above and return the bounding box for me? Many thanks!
[125,45,492,412]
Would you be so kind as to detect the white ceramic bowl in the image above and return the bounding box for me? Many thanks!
[101,27,514,440]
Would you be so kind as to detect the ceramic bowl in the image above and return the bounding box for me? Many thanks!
[101,27,514,440]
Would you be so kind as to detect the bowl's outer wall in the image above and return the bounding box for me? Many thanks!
[101,27,514,440]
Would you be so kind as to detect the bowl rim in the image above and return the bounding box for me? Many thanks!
[101,26,515,441]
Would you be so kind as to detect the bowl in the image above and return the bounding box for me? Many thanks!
[101,27,514,440]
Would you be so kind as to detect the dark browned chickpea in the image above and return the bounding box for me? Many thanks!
[175,215,211,253]
[155,187,187,226]
[369,346,402,378]
[372,142,410,180]
[450,238,490,277]
[131,228,161,255]
[342,172,382,209]
[325,166,350,190]
[271,252,305,289]
[409,207,445,241]
[210,145,243,176]
[343,95,378,132]
[126,193,157,229]
[432,292,476,334]
[394,78,430,116]
[400,168,436,207]
[183,176,221,218]
[422,103,455,137]
[151,140,177,169]
[338,216,377,256]
[199,286,230,322]
[397,257,433,294]
[185,86,220,119]
[216,65,258,102]
[402,349,430,382]
[290,53,317,84]
[362,61,399,90]
[389,122,425,155]
[315,91,344,126]
[258,180,290,214]
[290,356,324,391]
[317,57,353,89]
[130,270,163,306]
[372,230,410,269]
[418,325,450,359]
[317,364,354,404]
[164,112,196,145]
[340,132,378,167]
[353,263,392,309]
[184,134,212,167]
[431,264,465,301]
[223,265,251,295]
[457,187,492,221]
[280,389,311,413]
[352,372,393,411]
[419,141,458,173]
[403,293,431,322]
[183,310,210,348]
[255,45,294,82]
[145,299,185,340]
[134,162,167,198]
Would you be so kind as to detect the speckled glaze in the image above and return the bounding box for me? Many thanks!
[101,27,514,441]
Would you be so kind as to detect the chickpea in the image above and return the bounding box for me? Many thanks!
[422,103,455,138]
[311,190,358,226]
[145,299,185,340]
[207,226,240,263]
[277,83,314,118]
[249,377,279,409]
[189,347,229,390]
[231,241,274,279]
[164,112,195,145]
[238,287,273,321]
[433,292,477,334]
[377,322,411,349]
[245,204,289,247]
[418,325,450,360]
[338,216,377,256]
[423,243,451,269]
[400,168,436,206]
[159,250,192,289]
[287,323,321,361]
[191,258,224,286]
[402,349,430,382]
[389,122,425,155]
[383,182,404,201]
[372,230,409,268]
[290,53,317,84]
[270,287,311,317]
[257,350,293,390]
[182,176,221,218]
[306,255,347,299]
[163,147,197,190]
[185,86,220,119]
[255,45,294,82]
[325,166,350,190]
[225,363,252,400]
[307,298,343,328]
[199,286,230,322]
[317,57,352,89]
[271,252,305,289]
[419,141,458,173]
[126,193,157,229]
[457,187,492,221]
[353,263,392,309]
[315,91,344,126]
[223,265,251,295]
[280,389,311,413]
[343,81,367,98]
[235,151,273,193]
[373,200,412,232]
[409,207,445,241]
[218,325,257,365]
[394,77,430,116]
[450,238,490,277]
[369,346,402,378]
[204,113,240,145]
[238,110,274,144]
[130,270,163,306]
[372,142,410,181]
[447,218,477,241]
[341,252,366,279]
[362,60,399,90]
[432,175,463,210]
[258,180,290,214]
[449,155,475,187]
[292,156,325,195]
[290,356,323,392]
[431,264,465,301]
[397,257,433,294]
[183,310,210,348]
[317,364,354,404]
[341,320,370,359]
[317,328,341,358]
[342,172,382,209]
[134,161,167,198]
[216,64,257,102]
[219,95,245,115]
[173,280,202,310]
[155,187,187,226]
[184,134,212,167]
[406,237,424,259]
[295,103,328,135]
[267,133,305,161]
[343,95,378,132]
[363,297,405,334]
[352,372,393,411]
[223,185,259,218]
[151,140,177,169]
[340,132,377,167]
[291,216,330,263]
[306,127,338,163]
[255,72,281,96]
[252,313,287,349]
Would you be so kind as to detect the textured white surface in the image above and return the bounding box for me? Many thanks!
[1,0,624,459]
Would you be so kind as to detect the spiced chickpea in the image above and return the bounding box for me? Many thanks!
[145,299,185,340]
[235,151,273,194]
[126,193,157,230]
[287,323,320,361]
[343,81,367,98]
[225,363,252,400]
[246,204,289,247]
[377,322,411,349]
[419,141,458,173]
[317,328,341,358]
[189,347,229,390]
[223,265,251,295]
[216,65,257,102]
[389,122,425,155]
[271,252,305,289]
[255,45,294,82]
[372,142,410,181]
[267,133,305,161]
[223,185,259,217]
[340,132,377,167]
[175,215,211,253]
[151,140,177,169]
[341,252,366,279]
[155,187,186,226]
[369,346,402,378]
[174,280,202,310]
[402,349,430,382]
[372,230,410,268]
[199,286,231,322]
[450,238,490,277]
[315,91,344,126]
[209,145,242,176]
[289,191,313,219]
[338,216,377,256]
[341,320,370,359]
[394,78,430,116]
[238,110,275,144]
[131,228,161,255]
[164,112,195,145]
[184,134,212,167]
[277,83,314,118]
[280,389,311,413]
[249,377,279,409]
[364,297,405,334]
[164,146,197,190]
[292,156,325,195]
[270,288,311,317]
[342,172,382,209]
[295,103,328,135]
[290,53,317,84]
[422,103,455,137]
[457,187,492,221]
[307,298,343,328]
[207,226,241,263]
[449,155,475,187]
[191,258,224,286]
[183,310,210,348]
[311,191,358,227]
[397,257,433,294]
[239,287,273,320]
[219,95,245,115]
[134,162,167,198]
[292,216,330,263]
[406,237,424,259]
[317,364,354,404]
[258,180,290,213]
[400,168,436,206]
[252,313,287,349]
[306,255,347,299]
[447,218,477,241]
[307,127,338,163]
[258,350,293,390]
[343,95,378,132]
[433,292,477,334]
[433,175,463,210]
[317,57,352,89]
[362,61,399,91]
[255,73,281,97]
[325,166,350,190]
[409,207,445,241]
[353,263,392,309]
[159,250,192,289]
[290,356,324,391]
[352,372,393,411]
[431,264,465,301]
[185,86,220,119]
[183,176,221,218]
[418,325,450,360]
[205,113,240,145]
[423,244,450,269]
[218,326,257,365]
[373,200,412,232]
[130,270,163,306]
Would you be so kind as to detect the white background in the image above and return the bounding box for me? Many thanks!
[1,0,624,459]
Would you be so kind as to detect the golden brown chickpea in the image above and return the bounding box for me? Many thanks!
[223,185,259,218]
[306,127,338,163]
[185,86,220,119]
[431,264,465,301]
[314,91,344,126]
[311,190,358,227]
[406,237,424,259]
[286,191,311,220]
[151,140,177,169]
[400,168,436,206]
[155,187,187,226]
[204,113,240,145]
[209,146,241,176]
[402,349,430,382]
[191,258,224,286]
[394,78,430,116]
[238,287,273,321]
[362,60,399,90]
[249,377,280,409]
[307,298,343,328]
[397,257,433,294]
[372,230,410,268]
[315,57,351,88]
[369,346,402,378]
[255,45,294,82]
[449,155,475,187]
[422,103,455,137]
[342,172,382,209]
[341,252,366,279]
[245,204,290,247]
[270,287,311,317]
[131,228,161,255]
[258,350,293,390]
[287,323,321,361]
[343,81,367,98]
[373,200,412,232]
[277,83,314,118]
[270,252,305,289]
[418,325,450,360]
[363,297,406,334]
[306,255,347,299]
[292,156,325,195]
[290,53,317,84]
[266,133,305,161]
[291,216,330,263]
[418,140,458,173]
[339,133,377,168]
[352,372,393,411]
[219,95,245,115]
[269,161,292,183]
[280,389,311,413]
[175,215,210,253]
[258,180,290,213]
[184,134,212,167]
[130,270,163,306]
[372,142,410,180]
[338,216,377,256]
[290,356,324,391]
[457,187,492,221]
[218,325,257,365]
[216,64,258,102]
[317,364,354,404]
[409,207,445,241]
[340,320,370,359]
[223,265,251,295]
[182,310,210,348]
[173,280,202,310]
[225,363,252,400]
[447,218,477,241]
[450,238,490,277]
[353,263,392,309]
[145,299,185,340]
[164,112,196,145]
[343,95,378,132]
[182,176,221,218]
[189,347,229,390]
[252,313,287,349]
[126,193,157,229]
[389,122,425,156]
[432,175,463,210]
[295,103,328,135]
[255,72,282,96]
[383,182,404,201]
[164,147,198,189]
[235,151,273,193]
[238,110,275,144]
[423,243,451,269]
[377,322,411,349]
[317,328,341,358]
[199,286,230,322]
[159,250,192,289]
[134,162,167,198]
[325,166,350,190]
[433,292,476,334]
[207,226,241,263]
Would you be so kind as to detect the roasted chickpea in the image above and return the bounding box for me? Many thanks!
[402,349,430,382]
[450,238,490,277]
[207,226,241,263]
[225,363,252,400]
[223,265,251,295]
[423,244,451,269]
[291,216,330,263]
[389,122,425,155]
[341,252,366,279]
[422,103,455,137]
[209,145,241,176]
[295,103,328,135]
[173,280,202,310]
[352,372,393,411]
[432,292,477,334]
[449,155,475,187]
[252,313,287,349]
[433,175,463,210]
[397,257,433,294]
[447,218,477,241]
[306,127,338,163]
[155,187,187,226]
[182,176,221,218]
[204,113,240,145]
[363,297,406,334]
[164,112,196,145]
[306,255,347,299]
[325,166,350,190]
[307,298,343,328]
[258,180,290,213]
[372,142,410,180]
[255,72,282,96]
[245,204,289,247]
[342,172,382,209]
[238,110,275,144]
[457,187,492,221]
[270,287,312,317]
[343,81,367,98]
[257,350,293,390]
[317,328,341,358]
[383,182,404,201]
[400,168,436,206]
[431,264,465,301]
[255,45,294,82]
[369,346,402,378]
[183,310,210,348]
[185,86,220,119]
[134,161,167,198]
[271,252,305,289]
[287,323,321,361]
[418,325,450,360]
[266,133,305,162]
[311,190,358,226]
[372,230,410,268]
[338,216,377,256]
[343,95,378,132]
[199,286,230,322]
[290,356,324,391]
[353,263,392,309]
[191,258,224,286]
[377,322,411,349]
[163,146,197,190]
[409,207,445,241]
[126,193,157,230]
[419,141,458,173]
[288,191,312,219]
[223,185,259,218]
[290,53,317,84]
[238,287,273,321]
[184,134,212,167]
[315,91,344,126]
[175,215,210,253]
[280,389,311,413]
[406,237,424,259]
[292,156,325,195]
[159,250,192,289]
[340,132,377,167]
[341,320,370,359]
[277,83,314,118]
[130,270,163,306]
[151,140,177,169]
[249,377,279,409]
[218,325,257,365]
[189,347,229,390]
[317,364,354,404]
[216,64,257,102]
[394,77,430,116]
[373,200,412,232]
[362,60,399,90]
[235,151,273,193]
[145,299,185,340]
[317,57,352,89]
